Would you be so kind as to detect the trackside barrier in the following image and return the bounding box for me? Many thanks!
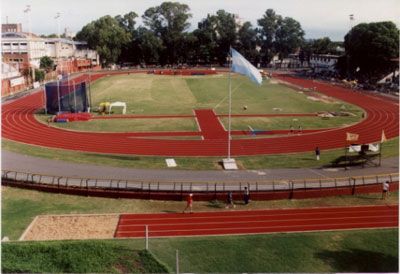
[1,170,398,201]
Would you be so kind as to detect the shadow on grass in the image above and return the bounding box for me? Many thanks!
[83,153,142,161]
[317,248,398,273]
[354,194,382,200]
[207,200,225,209]
[324,154,379,168]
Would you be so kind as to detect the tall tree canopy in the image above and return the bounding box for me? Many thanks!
[344,21,399,82]
[142,2,191,65]
[76,16,131,65]
[257,9,304,64]
[237,22,260,64]
[115,12,140,64]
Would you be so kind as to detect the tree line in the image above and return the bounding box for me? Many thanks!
[76,2,307,66]
[75,1,399,83]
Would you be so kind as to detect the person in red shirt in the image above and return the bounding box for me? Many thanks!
[183,193,193,213]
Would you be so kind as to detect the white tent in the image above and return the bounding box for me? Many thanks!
[109,102,127,114]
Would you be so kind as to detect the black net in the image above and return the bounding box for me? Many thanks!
[45,80,88,114]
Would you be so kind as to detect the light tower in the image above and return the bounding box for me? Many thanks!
[24,4,35,84]
[349,14,354,29]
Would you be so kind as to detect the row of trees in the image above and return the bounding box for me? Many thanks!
[75,1,399,83]
[76,2,306,67]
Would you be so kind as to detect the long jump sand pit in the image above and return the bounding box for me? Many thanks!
[20,214,120,241]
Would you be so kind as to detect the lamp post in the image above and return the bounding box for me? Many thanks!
[55,13,61,58]
[349,14,354,29]
[24,5,35,84]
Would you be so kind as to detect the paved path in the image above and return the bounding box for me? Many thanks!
[2,151,398,182]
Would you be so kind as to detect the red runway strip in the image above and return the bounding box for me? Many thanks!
[195,109,227,139]
[2,73,398,156]
[115,205,398,238]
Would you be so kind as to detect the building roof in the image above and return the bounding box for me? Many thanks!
[2,32,40,39]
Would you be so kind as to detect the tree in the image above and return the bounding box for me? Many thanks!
[193,14,218,64]
[76,16,131,66]
[142,2,192,65]
[214,10,237,65]
[115,12,140,64]
[40,56,54,72]
[344,21,399,82]
[257,9,304,65]
[136,26,164,64]
[257,9,281,65]
[275,17,304,59]
[196,10,238,66]
[34,69,45,82]
[237,22,260,65]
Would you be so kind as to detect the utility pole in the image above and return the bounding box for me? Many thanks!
[55,12,61,59]
[24,5,35,84]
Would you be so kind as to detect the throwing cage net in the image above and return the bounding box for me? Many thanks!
[45,80,88,114]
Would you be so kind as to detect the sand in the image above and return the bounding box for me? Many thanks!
[21,214,120,241]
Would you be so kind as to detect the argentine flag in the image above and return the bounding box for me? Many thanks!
[231,48,262,85]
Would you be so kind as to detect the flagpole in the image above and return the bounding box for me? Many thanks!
[228,47,232,160]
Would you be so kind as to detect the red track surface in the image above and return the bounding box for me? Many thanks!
[2,74,398,156]
[115,205,398,238]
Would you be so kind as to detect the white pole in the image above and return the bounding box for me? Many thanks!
[145,225,149,250]
[57,80,61,113]
[176,250,179,274]
[43,88,47,114]
[227,48,232,160]
[73,80,77,112]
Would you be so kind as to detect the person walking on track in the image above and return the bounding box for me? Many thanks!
[243,187,250,205]
[382,181,390,199]
[225,191,236,208]
[183,193,194,213]
[315,146,320,161]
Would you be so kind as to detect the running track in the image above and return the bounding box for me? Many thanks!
[2,73,398,156]
[115,205,398,238]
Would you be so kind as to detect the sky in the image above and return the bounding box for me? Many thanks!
[2,0,399,41]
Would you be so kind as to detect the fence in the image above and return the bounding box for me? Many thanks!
[2,170,398,201]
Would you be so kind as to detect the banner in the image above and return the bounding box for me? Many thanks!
[346,132,359,141]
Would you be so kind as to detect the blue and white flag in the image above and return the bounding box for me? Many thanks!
[231,48,262,85]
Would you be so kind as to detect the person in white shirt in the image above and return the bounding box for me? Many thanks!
[382,181,389,199]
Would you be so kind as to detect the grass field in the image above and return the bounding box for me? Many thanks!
[36,115,198,132]
[2,137,398,170]
[2,230,398,273]
[90,74,362,116]
[221,115,361,131]
[2,241,168,273]
[38,74,362,133]
[2,186,398,272]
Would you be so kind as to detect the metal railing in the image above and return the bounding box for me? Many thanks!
[2,170,397,193]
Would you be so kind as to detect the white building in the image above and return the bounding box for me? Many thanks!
[1,32,47,69]
[2,32,100,72]
[309,54,339,73]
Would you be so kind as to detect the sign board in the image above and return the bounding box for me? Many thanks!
[348,145,361,153]
[10,76,25,87]
[222,158,238,170]
[165,158,177,168]
[33,82,40,89]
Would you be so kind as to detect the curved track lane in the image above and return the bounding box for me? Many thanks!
[2,74,398,156]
